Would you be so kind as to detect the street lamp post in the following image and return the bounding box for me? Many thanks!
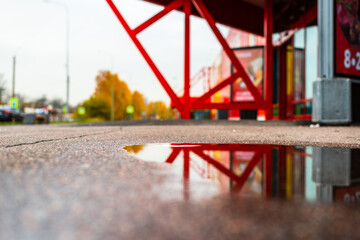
[45,0,70,120]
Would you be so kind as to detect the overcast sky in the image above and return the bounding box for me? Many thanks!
[0,0,229,105]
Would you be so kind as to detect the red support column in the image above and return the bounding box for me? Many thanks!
[264,0,274,120]
[183,0,191,119]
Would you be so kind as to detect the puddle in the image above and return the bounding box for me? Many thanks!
[124,143,360,204]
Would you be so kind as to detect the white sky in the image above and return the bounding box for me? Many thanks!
[0,0,229,105]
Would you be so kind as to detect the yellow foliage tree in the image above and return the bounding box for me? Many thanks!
[94,70,132,120]
[132,91,146,120]
[146,101,172,119]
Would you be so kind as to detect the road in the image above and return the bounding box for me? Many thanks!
[1,121,360,240]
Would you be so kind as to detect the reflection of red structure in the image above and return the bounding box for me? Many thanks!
[165,144,273,196]
[161,144,311,200]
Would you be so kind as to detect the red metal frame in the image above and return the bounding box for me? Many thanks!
[106,0,183,113]
[106,0,273,119]
[264,0,274,120]
[159,143,314,197]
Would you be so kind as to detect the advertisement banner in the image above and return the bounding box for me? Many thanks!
[231,47,264,102]
[335,0,360,77]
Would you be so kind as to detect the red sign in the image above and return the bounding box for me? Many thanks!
[335,0,360,77]
[232,47,264,102]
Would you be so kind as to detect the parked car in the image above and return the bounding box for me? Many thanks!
[0,106,24,122]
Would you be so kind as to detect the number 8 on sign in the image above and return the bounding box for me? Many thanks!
[344,49,351,69]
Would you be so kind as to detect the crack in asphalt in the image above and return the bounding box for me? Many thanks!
[2,131,115,148]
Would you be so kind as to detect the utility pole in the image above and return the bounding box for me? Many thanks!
[110,57,114,121]
[111,73,114,121]
[65,6,70,120]
[12,56,16,98]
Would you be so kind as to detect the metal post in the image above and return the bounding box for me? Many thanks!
[264,0,273,120]
[183,0,191,119]
[318,0,334,79]
[12,56,16,98]
[313,0,351,124]
[66,8,70,120]
[111,75,114,121]
[110,58,114,121]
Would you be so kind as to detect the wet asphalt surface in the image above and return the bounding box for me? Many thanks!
[1,120,360,240]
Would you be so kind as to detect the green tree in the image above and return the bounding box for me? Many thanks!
[83,96,110,120]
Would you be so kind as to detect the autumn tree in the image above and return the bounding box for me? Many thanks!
[146,101,172,119]
[94,70,132,120]
[156,101,171,119]
[132,91,146,120]
[84,70,170,121]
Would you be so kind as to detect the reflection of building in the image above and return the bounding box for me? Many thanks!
[144,143,360,203]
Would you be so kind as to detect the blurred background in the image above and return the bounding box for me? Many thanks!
[0,0,229,123]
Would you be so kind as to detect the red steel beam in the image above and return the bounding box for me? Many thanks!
[183,0,191,119]
[133,0,184,35]
[264,0,274,120]
[106,0,183,113]
[193,71,241,104]
[192,102,261,110]
[192,0,266,106]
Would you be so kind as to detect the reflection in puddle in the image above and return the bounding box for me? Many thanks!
[124,143,360,204]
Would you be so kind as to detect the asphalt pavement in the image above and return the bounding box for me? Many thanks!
[1,120,360,240]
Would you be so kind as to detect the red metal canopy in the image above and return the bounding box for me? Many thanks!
[143,0,317,35]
